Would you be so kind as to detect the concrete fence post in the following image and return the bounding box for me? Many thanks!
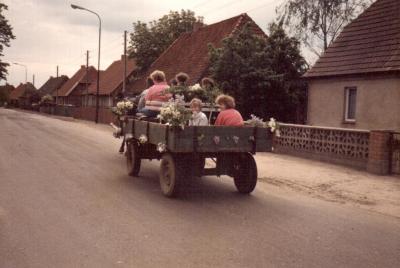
[367,130,392,175]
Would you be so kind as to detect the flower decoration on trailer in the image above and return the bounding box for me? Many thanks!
[138,134,148,144]
[244,115,281,137]
[157,143,167,153]
[112,100,135,116]
[157,95,191,129]
[267,118,281,137]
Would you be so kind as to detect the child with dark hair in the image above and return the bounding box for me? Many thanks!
[201,77,215,90]
[175,72,190,86]
[169,78,178,87]
[214,94,244,126]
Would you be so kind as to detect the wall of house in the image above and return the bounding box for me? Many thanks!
[307,75,400,130]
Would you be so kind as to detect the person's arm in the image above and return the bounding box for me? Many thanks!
[200,112,209,126]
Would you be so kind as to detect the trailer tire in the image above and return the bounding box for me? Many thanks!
[159,153,186,197]
[233,153,258,194]
[126,141,141,177]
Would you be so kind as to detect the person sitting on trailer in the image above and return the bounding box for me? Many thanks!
[175,72,190,86]
[139,70,171,117]
[137,77,154,111]
[214,94,244,126]
[189,98,209,126]
[201,77,215,90]
[169,78,178,87]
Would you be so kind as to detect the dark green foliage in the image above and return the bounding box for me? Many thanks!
[209,22,308,123]
[129,10,203,72]
[0,3,15,81]
[277,0,373,55]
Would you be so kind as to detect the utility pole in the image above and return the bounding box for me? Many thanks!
[86,50,89,107]
[56,65,59,105]
[123,30,127,94]
[32,74,35,87]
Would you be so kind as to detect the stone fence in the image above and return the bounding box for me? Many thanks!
[273,123,396,175]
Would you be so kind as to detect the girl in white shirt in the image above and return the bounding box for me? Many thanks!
[189,98,209,126]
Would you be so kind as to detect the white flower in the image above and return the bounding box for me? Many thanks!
[125,101,134,110]
[117,101,125,110]
[189,83,202,91]
[275,129,281,137]
[139,134,148,144]
[157,143,167,153]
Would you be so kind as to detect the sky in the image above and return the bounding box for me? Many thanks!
[2,0,286,88]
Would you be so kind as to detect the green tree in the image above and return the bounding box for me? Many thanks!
[0,3,15,81]
[129,10,203,72]
[209,22,308,123]
[277,0,373,56]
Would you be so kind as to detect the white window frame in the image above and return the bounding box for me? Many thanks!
[344,87,357,123]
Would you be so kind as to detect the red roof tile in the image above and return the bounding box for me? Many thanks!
[88,55,137,95]
[127,13,265,93]
[305,0,400,78]
[38,75,69,96]
[55,66,97,97]
[9,83,37,100]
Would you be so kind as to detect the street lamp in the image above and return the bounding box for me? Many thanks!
[12,62,27,83]
[71,3,102,124]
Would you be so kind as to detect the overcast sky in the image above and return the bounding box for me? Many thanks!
[2,0,285,88]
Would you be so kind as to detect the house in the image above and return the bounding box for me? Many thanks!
[0,84,15,105]
[305,0,400,130]
[38,75,69,97]
[9,82,37,108]
[54,65,97,106]
[86,55,137,107]
[127,13,264,94]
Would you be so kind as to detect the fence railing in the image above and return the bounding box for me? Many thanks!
[274,123,370,169]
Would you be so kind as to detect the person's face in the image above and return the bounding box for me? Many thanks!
[191,105,200,113]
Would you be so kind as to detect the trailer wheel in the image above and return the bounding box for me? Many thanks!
[159,153,186,197]
[126,141,141,176]
[233,153,258,194]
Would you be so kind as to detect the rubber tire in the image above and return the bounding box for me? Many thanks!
[159,153,186,197]
[126,141,141,177]
[233,153,258,194]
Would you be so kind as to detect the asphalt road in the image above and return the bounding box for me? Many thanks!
[0,108,399,268]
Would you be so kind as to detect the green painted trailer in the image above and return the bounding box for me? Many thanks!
[118,118,273,197]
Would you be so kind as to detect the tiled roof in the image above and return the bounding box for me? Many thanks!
[55,66,97,97]
[88,55,137,95]
[305,0,400,78]
[0,84,15,95]
[127,13,265,93]
[38,75,69,96]
[9,82,37,100]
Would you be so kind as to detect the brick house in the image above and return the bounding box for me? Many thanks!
[9,82,37,107]
[86,55,137,107]
[127,13,265,94]
[305,0,400,130]
[38,75,69,97]
[54,65,97,106]
[0,84,15,105]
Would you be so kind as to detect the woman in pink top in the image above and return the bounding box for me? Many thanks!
[214,95,244,126]
[140,70,171,117]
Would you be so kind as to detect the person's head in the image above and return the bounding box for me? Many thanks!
[150,70,166,83]
[215,94,235,111]
[169,78,178,87]
[175,72,189,86]
[201,77,215,89]
[146,76,154,88]
[190,98,203,113]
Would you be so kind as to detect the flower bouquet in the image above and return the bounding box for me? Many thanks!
[157,95,192,129]
[112,100,136,116]
[244,115,281,137]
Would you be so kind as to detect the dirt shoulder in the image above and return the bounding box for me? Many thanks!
[256,153,400,219]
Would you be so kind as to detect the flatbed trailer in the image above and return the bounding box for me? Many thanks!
[116,117,273,197]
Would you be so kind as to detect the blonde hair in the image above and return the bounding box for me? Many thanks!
[150,70,166,83]
[216,94,235,109]
[190,98,203,109]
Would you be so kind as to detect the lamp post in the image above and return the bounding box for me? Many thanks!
[12,62,27,83]
[71,4,101,123]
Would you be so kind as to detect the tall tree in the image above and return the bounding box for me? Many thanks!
[277,0,373,56]
[209,22,308,123]
[129,10,203,72]
[0,3,15,81]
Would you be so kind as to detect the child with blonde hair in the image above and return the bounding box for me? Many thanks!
[189,98,208,126]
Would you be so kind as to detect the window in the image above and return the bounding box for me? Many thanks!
[344,87,357,122]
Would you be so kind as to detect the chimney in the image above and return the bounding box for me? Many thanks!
[192,22,203,32]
